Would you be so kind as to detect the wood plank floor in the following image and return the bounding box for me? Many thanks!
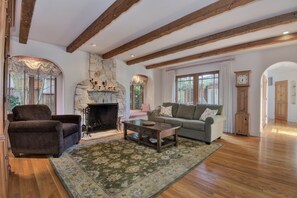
[8,123,297,198]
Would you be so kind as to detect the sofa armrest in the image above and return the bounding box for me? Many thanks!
[147,107,160,120]
[8,120,63,133]
[52,115,81,125]
[205,115,226,143]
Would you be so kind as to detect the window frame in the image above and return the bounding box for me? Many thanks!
[130,84,144,110]
[8,73,58,113]
[176,70,219,105]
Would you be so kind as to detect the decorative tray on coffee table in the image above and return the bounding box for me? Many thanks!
[142,121,155,126]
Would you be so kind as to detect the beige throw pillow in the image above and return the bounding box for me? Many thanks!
[199,108,218,121]
[159,106,173,117]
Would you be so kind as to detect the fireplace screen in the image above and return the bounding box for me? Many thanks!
[86,103,118,132]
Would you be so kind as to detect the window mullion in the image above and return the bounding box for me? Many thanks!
[194,74,198,105]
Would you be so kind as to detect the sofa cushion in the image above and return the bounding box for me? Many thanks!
[163,117,184,126]
[182,120,205,131]
[194,104,223,120]
[162,102,179,117]
[62,123,79,137]
[151,116,166,123]
[13,104,52,121]
[176,104,196,119]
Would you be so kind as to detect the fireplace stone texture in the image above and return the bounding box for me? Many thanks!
[74,54,126,122]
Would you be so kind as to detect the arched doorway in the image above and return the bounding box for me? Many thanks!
[8,56,64,114]
[129,74,149,118]
[260,61,297,132]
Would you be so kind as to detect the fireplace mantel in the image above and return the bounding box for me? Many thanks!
[87,90,118,93]
[87,103,118,106]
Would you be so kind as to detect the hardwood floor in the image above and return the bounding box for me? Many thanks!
[8,123,297,198]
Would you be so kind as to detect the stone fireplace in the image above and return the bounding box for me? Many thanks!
[86,103,118,132]
[74,54,126,129]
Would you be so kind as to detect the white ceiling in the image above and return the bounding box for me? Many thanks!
[11,0,297,68]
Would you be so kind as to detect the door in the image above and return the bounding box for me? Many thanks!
[262,75,268,128]
[275,80,288,122]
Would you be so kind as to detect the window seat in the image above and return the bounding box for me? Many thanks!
[129,110,147,118]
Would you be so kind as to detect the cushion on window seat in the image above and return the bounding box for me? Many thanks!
[130,110,147,118]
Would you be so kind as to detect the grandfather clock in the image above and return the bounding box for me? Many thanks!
[235,70,251,135]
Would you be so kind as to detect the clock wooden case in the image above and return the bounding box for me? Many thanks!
[235,70,251,135]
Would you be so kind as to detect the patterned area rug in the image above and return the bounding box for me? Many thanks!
[50,135,222,198]
[81,130,122,141]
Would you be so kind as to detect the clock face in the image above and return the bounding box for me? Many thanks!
[237,74,248,85]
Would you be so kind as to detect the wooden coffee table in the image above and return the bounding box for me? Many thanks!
[123,119,181,152]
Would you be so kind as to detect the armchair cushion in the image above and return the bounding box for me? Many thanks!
[52,115,81,125]
[8,120,62,133]
[62,123,80,137]
[13,104,51,121]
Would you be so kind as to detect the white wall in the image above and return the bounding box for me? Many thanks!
[161,43,297,136]
[10,37,89,114]
[267,66,297,123]
[115,59,161,117]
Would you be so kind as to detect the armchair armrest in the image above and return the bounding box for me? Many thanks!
[52,115,81,125]
[7,113,13,122]
[8,120,64,156]
[8,120,62,133]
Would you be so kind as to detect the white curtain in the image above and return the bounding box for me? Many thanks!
[163,70,176,102]
[219,62,234,133]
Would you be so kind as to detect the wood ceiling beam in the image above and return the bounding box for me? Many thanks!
[19,0,36,44]
[145,32,297,69]
[66,0,140,53]
[128,11,297,65]
[102,0,255,59]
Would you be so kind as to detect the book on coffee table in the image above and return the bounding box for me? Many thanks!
[149,138,164,144]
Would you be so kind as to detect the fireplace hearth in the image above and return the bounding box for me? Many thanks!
[86,103,118,132]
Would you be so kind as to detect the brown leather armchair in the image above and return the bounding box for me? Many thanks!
[8,104,81,157]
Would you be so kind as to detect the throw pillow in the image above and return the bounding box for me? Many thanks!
[199,108,218,121]
[141,104,150,112]
[159,106,173,117]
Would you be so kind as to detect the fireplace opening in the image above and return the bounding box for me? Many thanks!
[86,103,118,132]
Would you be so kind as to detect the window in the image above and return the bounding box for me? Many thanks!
[8,56,61,114]
[8,74,57,114]
[198,73,219,105]
[176,71,219,105]
[130,84,144,110]
[176,76,194,104]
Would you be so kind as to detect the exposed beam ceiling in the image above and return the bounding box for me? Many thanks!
[102,0,255,59]
[66,0,140,53]
[128,10,297,65]
[19,0,36,44]
[146,32,297,69]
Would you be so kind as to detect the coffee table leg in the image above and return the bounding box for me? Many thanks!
[138,131,142,145]
[174,130,178,147]
[124,124,127,140]
[157,132,161,153]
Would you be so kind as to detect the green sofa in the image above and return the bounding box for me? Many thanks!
[147,102,226,144]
